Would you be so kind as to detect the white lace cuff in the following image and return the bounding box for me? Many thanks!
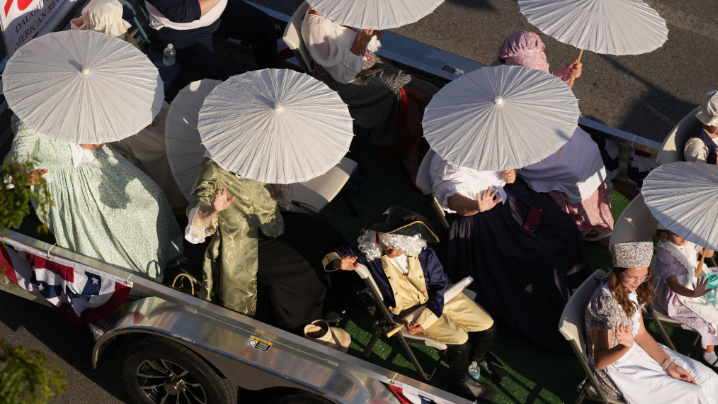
[184,205,218,244]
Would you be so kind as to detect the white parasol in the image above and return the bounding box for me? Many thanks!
[165,79,222,201]
[198,69,354,184]
[3,30,163,144]
[519,0,668,84]
[643,162,718,274]
[422,65,580,172]
[306,0,443,30]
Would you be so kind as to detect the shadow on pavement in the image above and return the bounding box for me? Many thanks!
[598,54,698,141]
[446,0,496,11]
[0,292,132,403]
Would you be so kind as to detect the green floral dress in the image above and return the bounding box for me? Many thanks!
[9,116,183,283]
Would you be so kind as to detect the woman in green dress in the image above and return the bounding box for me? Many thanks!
[9,116,183,283]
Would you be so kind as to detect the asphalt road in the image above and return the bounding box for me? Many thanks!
[255,0,718,143]
[0,292,131,403]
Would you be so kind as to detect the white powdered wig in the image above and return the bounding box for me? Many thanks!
[357,231,428,261]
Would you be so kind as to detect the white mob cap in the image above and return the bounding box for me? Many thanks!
[72,0,132,37]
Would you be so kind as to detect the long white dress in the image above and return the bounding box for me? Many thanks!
[588,283,718,403]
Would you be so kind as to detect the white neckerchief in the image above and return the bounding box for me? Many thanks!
[658,240,699,277]
[658,240,718,332]
[69,143,96,168]
[388,254,410,275]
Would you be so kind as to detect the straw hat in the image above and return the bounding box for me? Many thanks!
[696,89,718,126]
[303,320,351,353]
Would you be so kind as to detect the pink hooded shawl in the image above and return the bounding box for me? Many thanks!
[498,31,571,86]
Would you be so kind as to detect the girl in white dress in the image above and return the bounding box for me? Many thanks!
[585,241,718,403]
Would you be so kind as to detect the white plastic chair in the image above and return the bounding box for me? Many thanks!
[608,193,659,248]
[559,269,626,404]
[416,150,450,229]
[281,2,314,73]
[609,193,700,354]
[656,107,701,166]
[291,157,359,216]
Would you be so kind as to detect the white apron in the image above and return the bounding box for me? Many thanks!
[657,241,718,332]
[604,286,718,403]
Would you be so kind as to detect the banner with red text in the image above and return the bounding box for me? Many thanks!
[0,0,65,57]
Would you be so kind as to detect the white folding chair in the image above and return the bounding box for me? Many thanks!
[559,269,626,404]
[291,157,359,216]
[281,2,314,73]
[416,150,450,229]
[645,272,701,354]
[608,193,659,248]
[609,193,700,354]
[656,107,701,166]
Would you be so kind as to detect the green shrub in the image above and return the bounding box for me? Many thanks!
[0,158,52,233]
[0,340,67,404]
[0,158,64,404]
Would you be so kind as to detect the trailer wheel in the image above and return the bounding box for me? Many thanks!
[269,391,334,404]
[117,336,236,404]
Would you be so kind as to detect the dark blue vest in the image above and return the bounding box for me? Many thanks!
[689,127,718,164]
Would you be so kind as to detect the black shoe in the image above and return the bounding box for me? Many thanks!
[325,309,345,325]
[476,352,509,383]
[452,376,498,401]
[351,293,376,311]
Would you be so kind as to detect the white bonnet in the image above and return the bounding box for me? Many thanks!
[696,89,718,127]
[74,0,132,37]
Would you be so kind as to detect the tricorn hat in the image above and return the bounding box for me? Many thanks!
[362,205,439,243]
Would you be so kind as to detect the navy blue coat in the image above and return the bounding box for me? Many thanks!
[327,245,448,319]
[146,0,201,23]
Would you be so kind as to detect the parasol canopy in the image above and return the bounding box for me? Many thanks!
[198,69,354,184]
[3,30,163,144]
[518,0,668,56]
[165,79,221,201]
[306,0,443,30]
[422,65,580,172]
[642,162,718,252]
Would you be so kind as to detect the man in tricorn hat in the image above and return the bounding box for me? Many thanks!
[323,205,507,401]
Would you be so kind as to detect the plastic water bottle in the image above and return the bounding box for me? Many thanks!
[163,44,176,66]
[468,361,480,380]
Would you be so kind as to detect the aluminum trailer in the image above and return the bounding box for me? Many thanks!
[0,3,665,404]
[1,230,469,404]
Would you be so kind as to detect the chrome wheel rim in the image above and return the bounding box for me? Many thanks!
[135,359,208,404]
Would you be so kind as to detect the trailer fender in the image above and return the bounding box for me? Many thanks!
[94,297,397,404]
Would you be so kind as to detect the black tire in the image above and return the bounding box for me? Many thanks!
[268,391,335,404]
[117,336,236,404]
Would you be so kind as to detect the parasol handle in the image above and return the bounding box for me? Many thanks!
[696,249,707,276]
[386,323,405,338]
[568,49,584,86]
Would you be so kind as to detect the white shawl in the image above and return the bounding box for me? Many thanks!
[301,13,380,84]
[518,127,606,203]
[658,240,718,332]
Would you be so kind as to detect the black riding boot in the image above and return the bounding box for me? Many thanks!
[469,323,508,383]
[447,340,497,401]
